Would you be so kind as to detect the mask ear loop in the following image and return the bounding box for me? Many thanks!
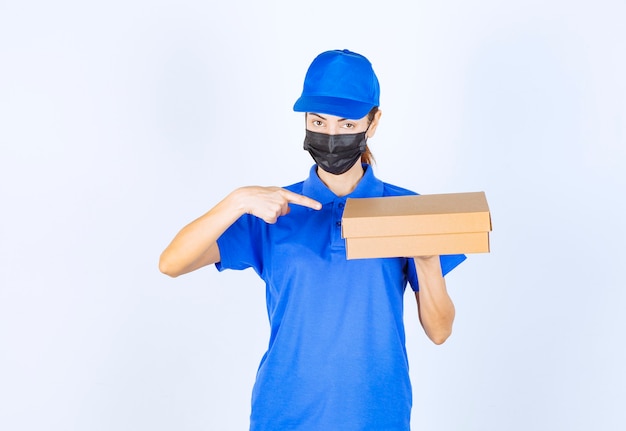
[360,121,372,152]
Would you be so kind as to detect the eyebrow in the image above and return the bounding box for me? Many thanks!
[310,113,350,122]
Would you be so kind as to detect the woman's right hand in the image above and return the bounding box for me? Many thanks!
[159,186,321,277]
[232,186,322,224]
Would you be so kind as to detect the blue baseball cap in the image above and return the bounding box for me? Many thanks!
[293,49,380,120]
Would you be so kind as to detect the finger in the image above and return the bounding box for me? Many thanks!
[262,205,289,224]
[264,216,279,224]
[279,189,322,210]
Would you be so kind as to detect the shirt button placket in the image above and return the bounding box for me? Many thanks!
[332,199,346,248]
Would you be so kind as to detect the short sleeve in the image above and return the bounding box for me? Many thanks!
[407,254,467,292]
[215,214,265,276]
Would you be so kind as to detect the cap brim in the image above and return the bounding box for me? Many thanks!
[293,96,374,120]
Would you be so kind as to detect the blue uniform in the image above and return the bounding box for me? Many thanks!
[216,165,466,431]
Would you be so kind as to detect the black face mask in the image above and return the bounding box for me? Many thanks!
[303,129,367,175]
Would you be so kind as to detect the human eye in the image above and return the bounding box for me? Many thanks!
[342,122,356,129]
[313,120,323,127]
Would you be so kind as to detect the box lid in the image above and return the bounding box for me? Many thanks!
[342,191,491,238]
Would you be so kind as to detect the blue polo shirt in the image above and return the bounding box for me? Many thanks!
[216,165,465,431]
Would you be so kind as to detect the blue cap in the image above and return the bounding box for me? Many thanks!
[293,49,380,120]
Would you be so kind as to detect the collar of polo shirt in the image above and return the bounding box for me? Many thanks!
[301,164,385,206]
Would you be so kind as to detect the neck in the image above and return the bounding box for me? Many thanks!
[316,162,365,197]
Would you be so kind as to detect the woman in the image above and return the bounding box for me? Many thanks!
[159,49,466,431]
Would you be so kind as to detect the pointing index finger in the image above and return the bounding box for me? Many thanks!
[280,189,322,210]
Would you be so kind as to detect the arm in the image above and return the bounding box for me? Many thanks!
[413,256,455,345]
[159,186,321,278]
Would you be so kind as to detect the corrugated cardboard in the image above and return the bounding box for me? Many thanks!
[342,191,492,259]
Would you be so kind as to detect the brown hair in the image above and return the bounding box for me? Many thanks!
[361,107,379,166]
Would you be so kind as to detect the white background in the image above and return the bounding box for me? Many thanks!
[1,1,624,430]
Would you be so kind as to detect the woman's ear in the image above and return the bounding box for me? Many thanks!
[366,109,382,139]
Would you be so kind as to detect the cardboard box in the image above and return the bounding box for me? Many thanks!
[342,191,492,259]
